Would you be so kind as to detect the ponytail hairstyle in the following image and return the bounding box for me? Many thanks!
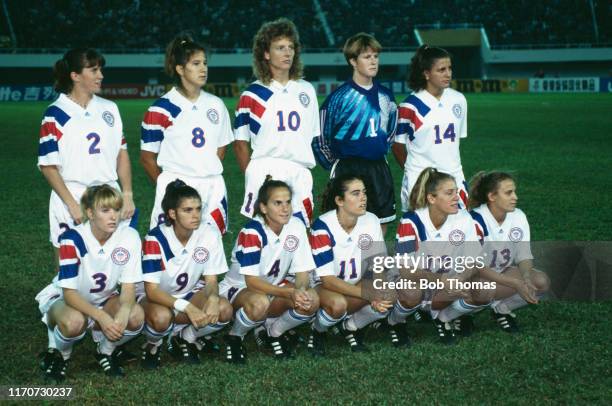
[409,167,456,209]
[53,48,106,93]
[252,18,303,85]
[320,174,366,213]
[80,184,122,220]
[408,44,451,91]
[161,179,201,226]
[165,33,206,86]
[468,171,515,209]
[253,175,292,219]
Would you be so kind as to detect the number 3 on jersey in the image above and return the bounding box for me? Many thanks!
[433,123,456,144]
[191,127,205,148]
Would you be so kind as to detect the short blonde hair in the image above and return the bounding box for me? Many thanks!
[343,33,382,64]
[80,184,123,219]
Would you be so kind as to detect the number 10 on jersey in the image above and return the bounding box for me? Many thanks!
[277,111,301,132]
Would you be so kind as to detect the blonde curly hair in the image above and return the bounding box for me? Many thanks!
[252,18,303,84]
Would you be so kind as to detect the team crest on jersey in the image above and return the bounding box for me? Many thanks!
[206,108,219,124]
[298,92,310,107]
[193,247,210,264]
[508,227,524,242]
[111,247,130,265]
[283,235,299,252]
[358,234,373,250]
[452,104,462,119]
[448,229,465,246]
[102,111,115,127]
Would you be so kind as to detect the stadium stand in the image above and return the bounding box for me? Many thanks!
[4,0,609,50]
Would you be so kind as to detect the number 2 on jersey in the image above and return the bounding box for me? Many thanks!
[277,111,301,132]
[87,132,101,154]
[433,123,456,144]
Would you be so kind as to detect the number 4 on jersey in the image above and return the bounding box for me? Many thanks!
[433,123,456,144]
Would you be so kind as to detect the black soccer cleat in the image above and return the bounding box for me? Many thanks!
[95,352,125,377]
[307,328,327,357]
[492,310,519,334]
[196,336,221,355]
[40,349,67,383]
[285,328,305,347]
[453,314,475,337]
[224,334,246,364]
[338,322,369,353]
[169,336,200,364]
[380,319,412,348]
[113,344,138,365]
[414,309,432,323]
[141,343,162,370]
[433,318,457,345]
[256,328,293,359]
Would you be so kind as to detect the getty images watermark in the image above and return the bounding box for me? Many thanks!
[370,251,496,291]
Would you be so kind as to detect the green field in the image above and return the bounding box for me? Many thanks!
[1,94,611,403]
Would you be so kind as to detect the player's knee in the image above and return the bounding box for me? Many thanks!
[146,308,173,332]
[127,304,145,330]
[532,271,550,292]
[58,312,87,337]
[325,297,348,319]
[398,288,422,308]
[245,295,270,321]
[218,299,234,322]
[470,287,494,305]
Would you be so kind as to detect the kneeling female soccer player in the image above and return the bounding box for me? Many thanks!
[36,185,143,381]
[469,171,549,333]
[387,168,539,344]
[307,174,392,356]
[219,178,319,362]
[140,180,233,368]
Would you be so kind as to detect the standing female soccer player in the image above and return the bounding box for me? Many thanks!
[469,171,549,333]
[36,185,143,382]
[140,180,233,369]
[233,18,319,226]
[387,168,538,345]
[392,45,469,210]
[219,178,318,362]
[313,33,398,235]
[308,175,392,356]
[38,48,135,259]
[141,34,233,233]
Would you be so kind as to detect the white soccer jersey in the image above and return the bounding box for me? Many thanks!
[56,222,142,306]
[395,88,467,177]
[141,222,227,298]
[235,79,319,169]
[38,94,126,186]
[223,216,315,287]
[141,87,234,177]
[310,210,384,284]
[471,204,533,272]
[395,208,482,273]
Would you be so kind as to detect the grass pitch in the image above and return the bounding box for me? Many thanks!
[0,93,611,403]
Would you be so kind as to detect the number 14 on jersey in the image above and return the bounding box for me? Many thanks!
[433,123,456,144]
